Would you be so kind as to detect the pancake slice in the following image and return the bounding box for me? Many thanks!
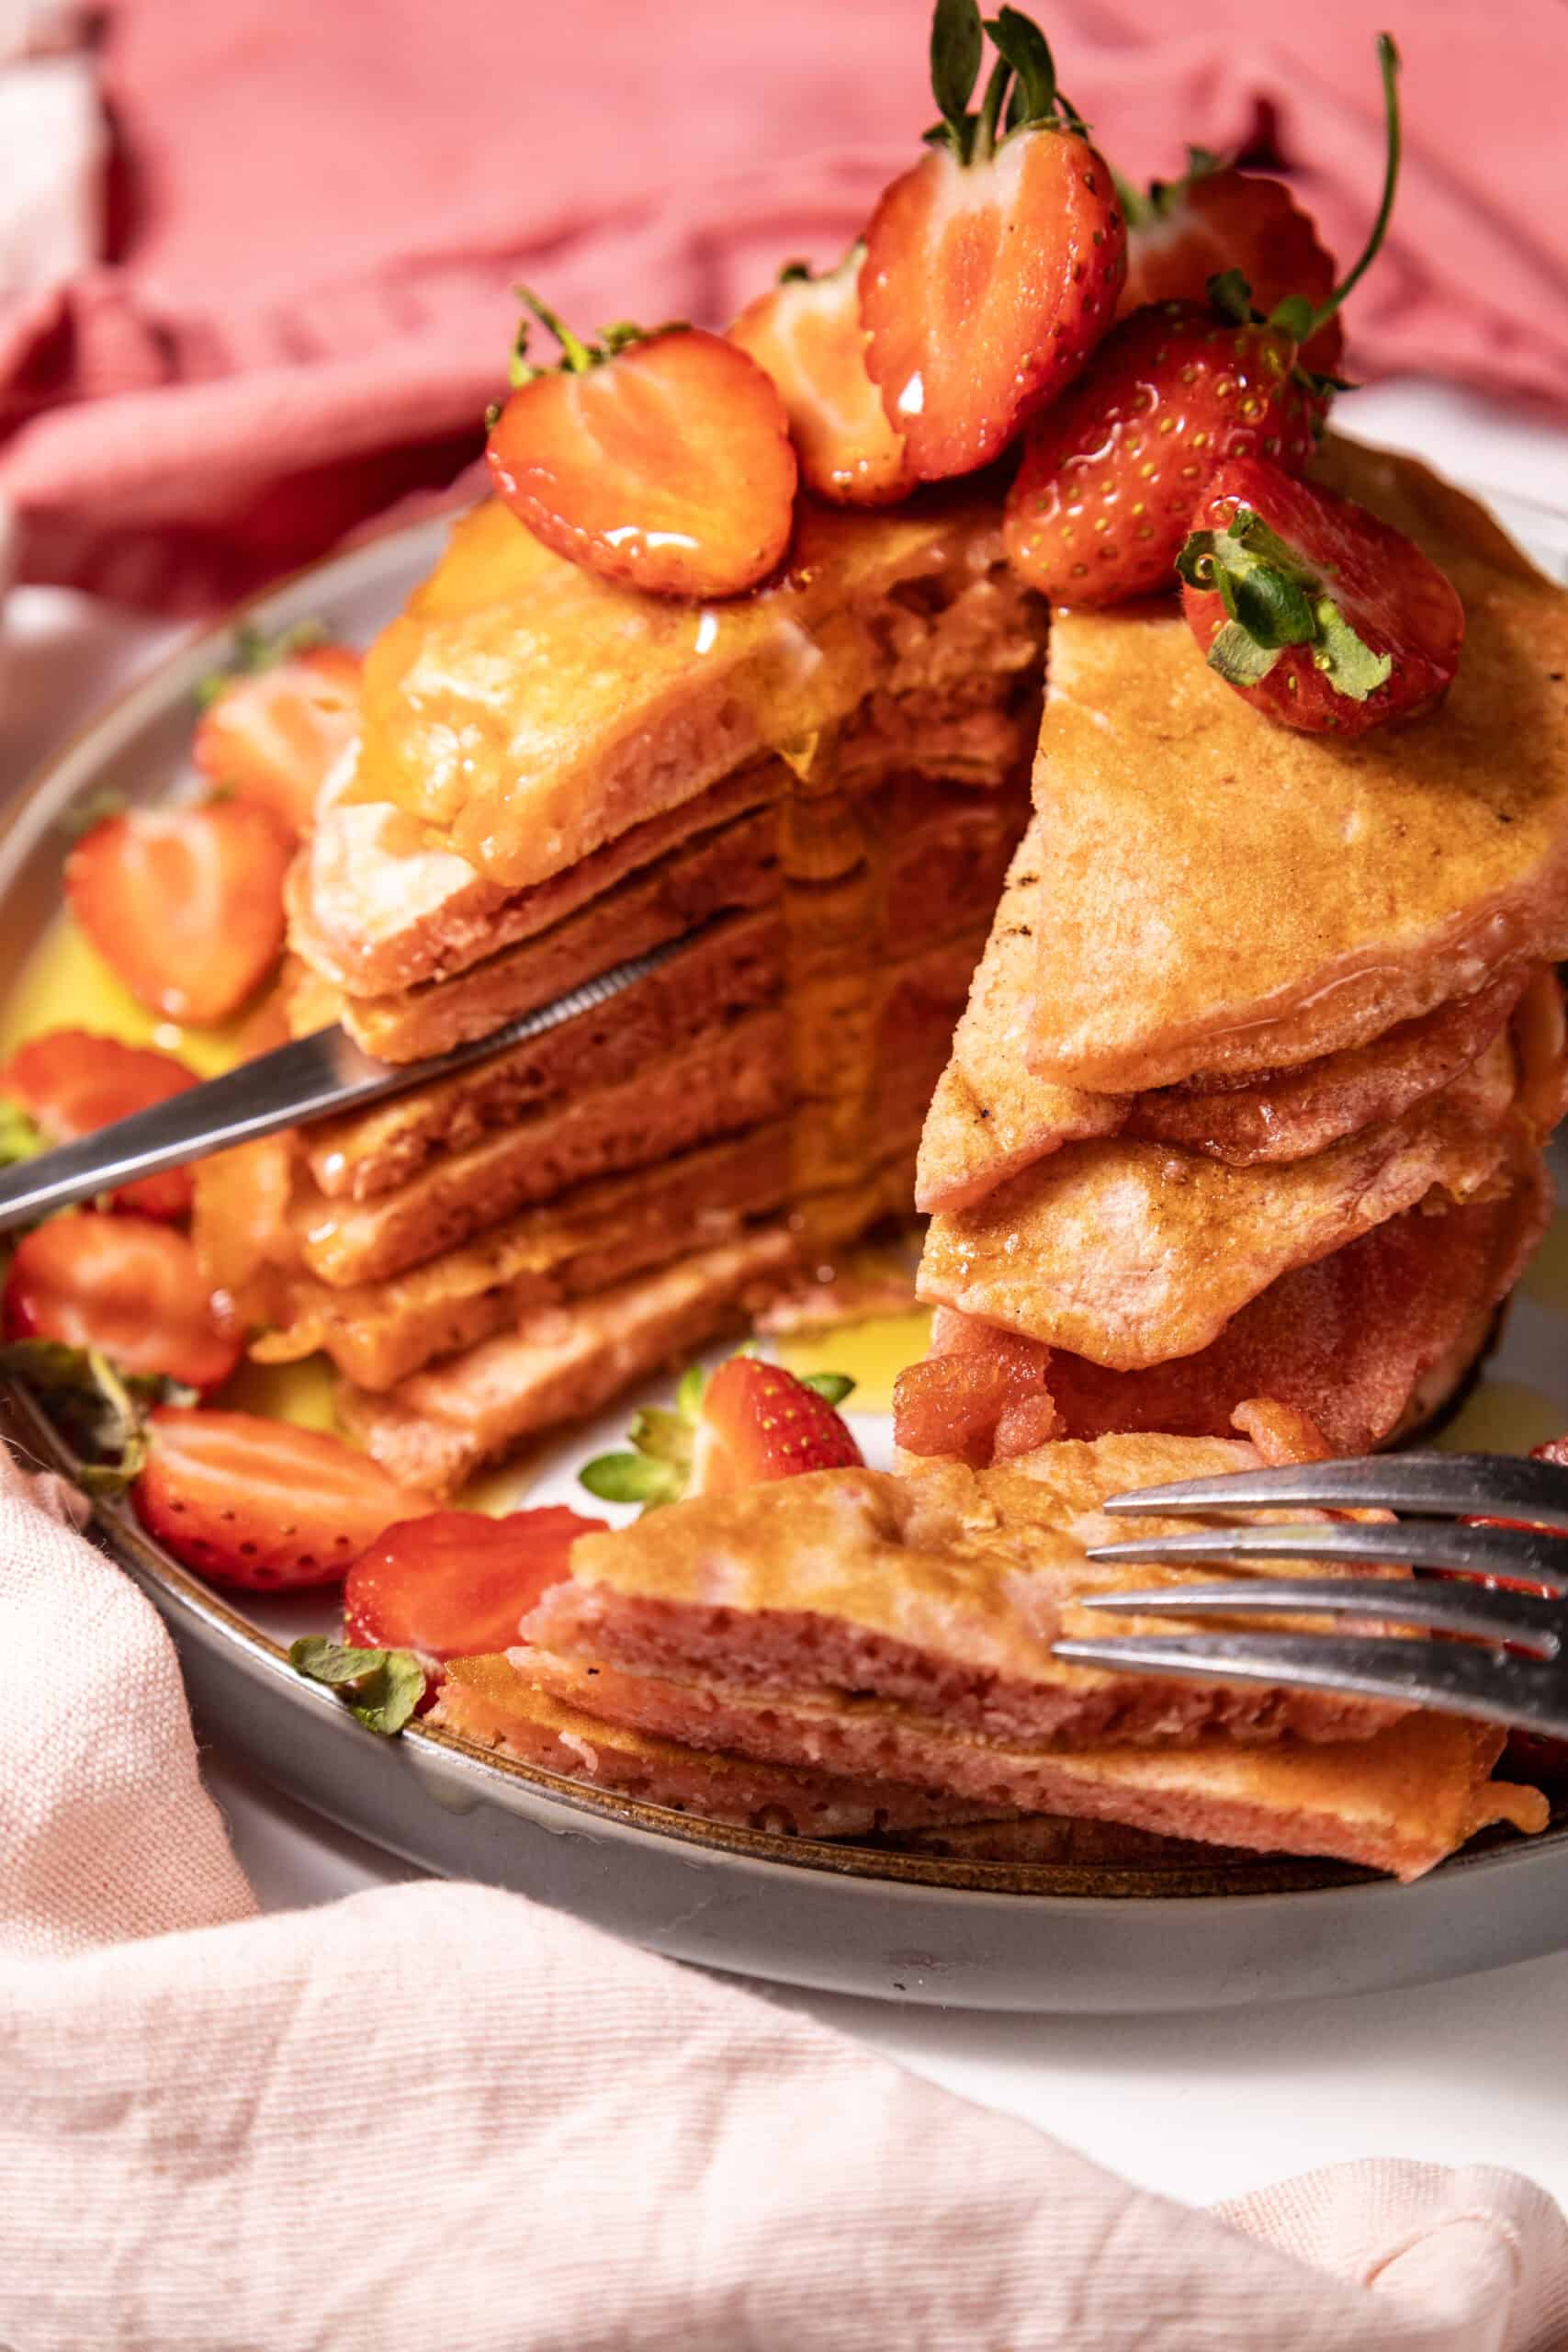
[919,1035,1522,1368]
[525,1436,1404,1749]
[1023,441,1568,1093]
[517,1651,1540,1883]
[430,1653,990,1838]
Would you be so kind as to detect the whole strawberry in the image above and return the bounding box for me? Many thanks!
[1005,32,1401,607]
[1003,297,1323,605]
[1119,153,1345,377]
[857,0,1125,481]
[1176,457,1465,736]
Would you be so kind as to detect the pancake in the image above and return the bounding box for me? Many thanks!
[516,1653,1538,1883]
[918,1034,1523,1368]
[899,1162,1552,1464]
[430,1653,990,1838]
[342,488,1042,893]
[525,1435,1404,1749]
[1021,441,1568,1093]
[336,1225,795,1493]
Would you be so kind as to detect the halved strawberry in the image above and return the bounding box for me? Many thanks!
[1120,157,1345,376]
[343,1506,606,1660]
[729,249,916,507]
[857,2,1124,481]
[65,800,293,1026]
[486,303,797,598]
[193,643,361,838]
[1005,35,1402,607]
[0,1029,197,1218]
[133,1407,435,1591]
[1,1025,197,1213]
[581,1353,861,1510]
[1177,458,1464,735]
[4,1214,241,1394]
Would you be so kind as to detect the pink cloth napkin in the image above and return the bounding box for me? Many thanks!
[4,1452,1568,2350]
[2,0,1565,613]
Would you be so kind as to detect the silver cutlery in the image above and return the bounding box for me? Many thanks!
[0,934,688,1234]
[1054,1452,1568,1739]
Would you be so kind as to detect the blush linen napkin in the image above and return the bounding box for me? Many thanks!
[4,1450,1568,2352]
[2,0,1566,614]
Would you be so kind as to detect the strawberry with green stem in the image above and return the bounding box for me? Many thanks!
[1004,33,1401,608]
[581,1353,862,1512]
[857,0,1125,481]
[1175,456,1464,735]
[485,293,798,599]
[1117,149,1345,378]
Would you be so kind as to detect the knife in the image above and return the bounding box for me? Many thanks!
[0,935,689,1234]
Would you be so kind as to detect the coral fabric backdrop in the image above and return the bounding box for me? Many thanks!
[1,0,1564,609]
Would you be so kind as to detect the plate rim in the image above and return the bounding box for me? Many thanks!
[2,486,1563,1923]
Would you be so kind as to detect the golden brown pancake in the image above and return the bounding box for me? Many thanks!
[525,1436,1404,1749]
[342,490,1041,893]
[430,1653,988,1838]
[518,1649,1540,1882]
[1022,441,1568,1092]
[919,1035,1523,1367]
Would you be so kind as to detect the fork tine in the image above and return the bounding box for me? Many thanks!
[1052,1631,1568,1738]
[1084,1520,1568,1592]
[1075,1575,1564,1654]
[1100,1452,1568,1531]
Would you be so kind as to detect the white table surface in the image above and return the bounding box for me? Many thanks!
[6,377,1568,2213]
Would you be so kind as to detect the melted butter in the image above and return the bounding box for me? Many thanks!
[2,912,248,1079]
[1437,1378,1568,1453]
[776,1308,932,1414]
[1520,1210,1568,1313]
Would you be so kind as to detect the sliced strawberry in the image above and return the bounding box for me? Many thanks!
[1120,161,1345,376]
[343,1506,606,1660]
[1003,300,1320,606]
[581,1353,861,1510]
[692,1356,863,1492]
[4,1214,241,1394]
[133,1407,435,1591]
[1177,458,1464,735]
[0,1029,197,1218]
[193,644,361,838]
[858,5,1123,480]
[729,248,916,507]
[65,800,293,1026]
[486,306,796,598]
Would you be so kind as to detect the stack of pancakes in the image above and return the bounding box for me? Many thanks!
[899,443,1568,1463]
[198,492,1049,1491]
[431,1429,1549,1878]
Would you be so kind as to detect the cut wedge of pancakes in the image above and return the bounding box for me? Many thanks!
[907,438,1568,1464]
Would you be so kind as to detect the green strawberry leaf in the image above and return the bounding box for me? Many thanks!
[1312,598,1394,701]
[288,1636,425,1736]
[0,1340,195,1494]
[0,1101,43,1170]
[800,1371,857,1406]
[627,1406,695,1467]
[58,787,128,844]
[1204,622,1283,689]
[931,0,985,142]
[674,1361,708,1420]
[194,618,329,709]
[578,1450,683,1509]
[1229,564,1317,650]
[984,8,1056,127]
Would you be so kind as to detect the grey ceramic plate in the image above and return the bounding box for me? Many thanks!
[5,468,1568,2014]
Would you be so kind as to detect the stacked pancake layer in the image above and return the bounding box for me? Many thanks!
[898,443,1568,1464]
[200,492,1050,1491]
[430,1432,1548,1877]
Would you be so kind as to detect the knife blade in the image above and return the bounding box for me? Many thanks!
[0,933,690,1234]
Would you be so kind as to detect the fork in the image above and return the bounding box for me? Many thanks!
[1053,1452,1568,1739]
